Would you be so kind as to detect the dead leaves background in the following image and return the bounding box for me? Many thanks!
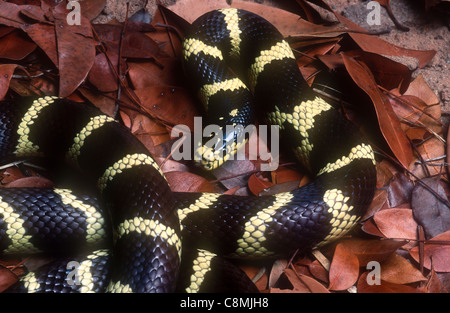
[0,0,449,293]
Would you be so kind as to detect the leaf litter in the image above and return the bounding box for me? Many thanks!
[0,0,448,293]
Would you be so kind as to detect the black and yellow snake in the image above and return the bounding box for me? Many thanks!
[0,8,376,293]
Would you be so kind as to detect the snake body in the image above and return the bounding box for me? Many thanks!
[0,9,376,293]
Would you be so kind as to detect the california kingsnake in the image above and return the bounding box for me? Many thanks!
[0,8,376,293]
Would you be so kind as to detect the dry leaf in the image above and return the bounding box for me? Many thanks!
[341,52,413,169]
[411,176,450,239]
[0,64,17,100]
[357,272,420,293]
[380,253,426,284]
[328,243,359,290]
[342,238,407,266]
[373,208,418,243]
[165,171,215,193]
[409,230,450,272]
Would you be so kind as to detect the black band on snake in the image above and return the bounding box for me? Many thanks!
[0,8,376,293]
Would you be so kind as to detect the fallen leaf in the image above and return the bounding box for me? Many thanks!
[424,269,448,293]
[334,11,436,68]
[0,1,29,28]
[165,171,215,193]
[21,23,58,66]
[357,272,420,293]
[134,86,199,129]
[308,259,329,283]
[411,176,450,239]
[409,230,450,272]
[404,74,440,106]
[87,52,120,92]
[248,173,273,196]
[281,268,330,293]
[0,30,36,60]
[128,58,185,88]
[328,242,359,290]
[0,64,17,100]
[342,238,407,266]
[387,173,414,207]
[79,0,106,21]
[5,176,54,188]
[380,253,426,284]
[341,52,413,169]
[373,208,418,243]
[362,188,388,220]
[0,266,18,293]
[54,13,95,97]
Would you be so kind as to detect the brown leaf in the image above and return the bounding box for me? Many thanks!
[0,266,18,293]
[164,171,215,193]
[128,58,185,88]
[151,5,185,58]
[357,272,420,293]
[281,268,330,293]
[362,188,388,220]
[409,230,450,272]
[373,208,418,243]
[20,4,46,22]
[387,172,414,207]
[248,173,273,196]
[361,218,385,237]
[308,260,329,283]
[411,176,450,239]
[5,176,54,188]
[21,23,58,66]
[341,52,413,169]
[342,238,407,266]
[0,30,36,60]
[381,253,426,284]
[375,160,396,188]
[411,136,445,179]
[87,52,120,92]
[328,242,359,290]
[0,1,28,28]
[404,74,440,106]
[0,64,17,100]
[79,0,106,21]
[335,12,435,69]
[123,110,171,148]
[54,13,95,97]
[425,269,448,293]
[343,50,411,93]
[271,166,304,185]
[238,264,267,291]
[155,158,190,174]
[134,86,199,130]
[122,32,161,60]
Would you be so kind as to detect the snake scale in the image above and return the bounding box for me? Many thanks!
[0,8,376,293]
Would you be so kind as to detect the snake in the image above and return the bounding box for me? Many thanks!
[0,8,376,293]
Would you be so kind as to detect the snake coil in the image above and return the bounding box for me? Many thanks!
[0,8,376,293]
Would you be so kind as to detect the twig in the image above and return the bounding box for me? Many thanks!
[371,142,450,209]
[379,85,443,127]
